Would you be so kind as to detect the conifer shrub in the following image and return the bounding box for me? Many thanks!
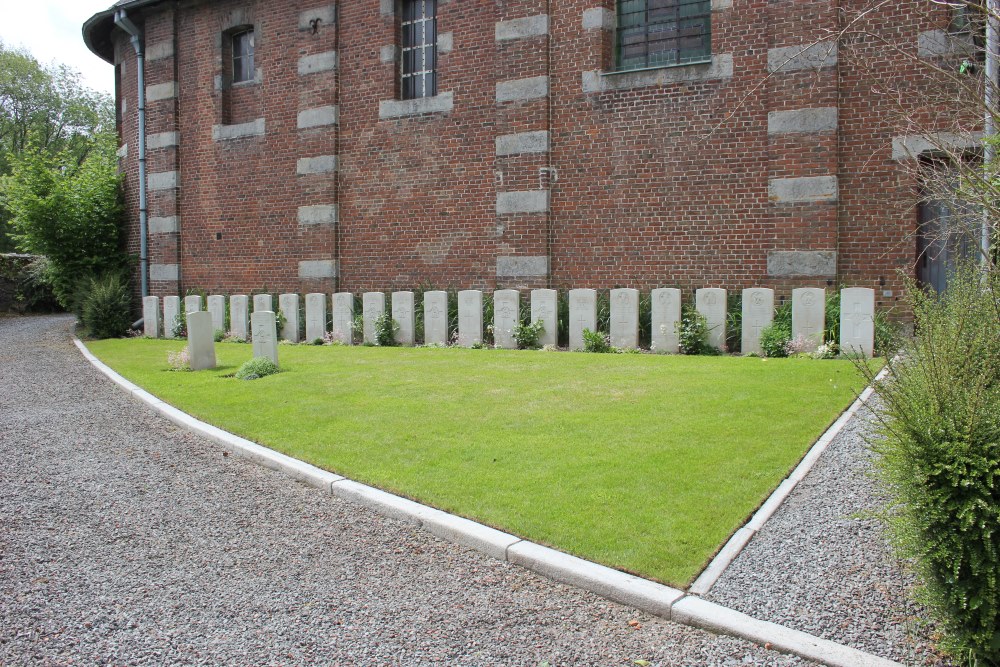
[80,273,132,339]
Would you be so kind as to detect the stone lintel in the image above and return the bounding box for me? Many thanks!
[379,92,454,119]
[769,176,838,203]
[212,119,265,141]
[892,132,983,160]
[767,251,837,277]
[496,76,549,103]
[496,256,549,278]
[299,260,339,279]
[582,54,732,93]
[496,191,550,215]
[496,130,550,156]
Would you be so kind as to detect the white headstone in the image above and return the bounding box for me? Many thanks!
[163,296,180,339]
[392,291,415,346]
[363,292,386,345]
[230,295,249,340]
[651,288,681,354]
[253,293,273,314]
[184,295,202,314]
[609,288,639,350]
[305,293,327,343]
[424,291,449,345]
[331,292,354,344]
[696,288,728,351]
[207,295,226,334]
[251,310,279,365]
[792,288,825,352]
[143,296,160,338]
[840,287,875,357]
[457,290,483,347]
[530,289,558,348]
[741,288,774,356]
[493,290,520,349]
[278,293,300,343]
[568,289,597,351]
[186,311,217,371]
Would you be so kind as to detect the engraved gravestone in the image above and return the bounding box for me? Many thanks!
[305,293,327,342]
[143,296,160,338]
[230,295,249,340]
[696,288,727,351]
[840,287,875,357]
[457,290,483,347]
[741,288,774,356]
[279,293,301,343]
[493,289,519,349]
[792,288,825,352]
[163,296,180,339]
[186,311,217,371]
[609,288,639,349]
[392,291,415,346]
[424,291,448,345]
[253,293,273,314]
[207,295,226,334]
[184,295,202,314]
[362,292,386,345]
[331,292,354,344]
[651,288,681,354]
[568,288,597,351]
[530,288,558,348]
[251,310,279,364]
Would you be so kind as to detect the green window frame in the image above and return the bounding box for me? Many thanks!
[615,0,711,72]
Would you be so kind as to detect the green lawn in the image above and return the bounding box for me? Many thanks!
[87,339,870,586]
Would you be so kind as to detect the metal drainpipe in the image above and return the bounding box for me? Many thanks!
[115,9,149,298]
[984,0,998,268]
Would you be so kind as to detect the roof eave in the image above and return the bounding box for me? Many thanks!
[82,0,171,64]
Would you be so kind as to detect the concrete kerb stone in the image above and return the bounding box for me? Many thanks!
[74,336,903,667]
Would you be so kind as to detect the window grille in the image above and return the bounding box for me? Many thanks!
[616,0,711,71]
[232,29,255,84]
[401,0,438,99]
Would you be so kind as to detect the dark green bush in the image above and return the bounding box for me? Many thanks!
[80,273,131,339]
[235,356,279,380]
[759,321,791,358]
[677,305,719,355]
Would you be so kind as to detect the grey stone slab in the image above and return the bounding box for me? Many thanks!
[496,76,549,103]
[496,255,549,277]
[147,131,179,149]
[378,92,454,119]
[651,288,682,354]
[148,171,178,191]
[163,296,180,339]
[582,7,613,30]
[496,191,549,215]
[145,40,174,62]
[392,291,415,346]
[769,176,838,203]
[379,0,393,16]
[186,311,217,371]
[150,263,179,282]
[297,105,339,129]
[582,54,732,93]
[149,216,179,234]
[423,291,449,345]
[279,293,301,343]
[496,130,549,156]
[298,50,337,75]
[251,310,279,365]
[142,296,160,338]
[741,288,774,356]
[457,290,483,347]
[298,205,338,226]
[299,4,336,30]
[331,292,355,344]
[840,287,875,357]
[792,288,826,352]
[437,32,453,54]
[229,295,249,339]
[609,288,639,350]
[207,295,226,334]
[146,82,177,102]
[696,288,727,351]
[917,29,976,58]
[296,155,338,175]
[363,292,386,345]
[767,41,838,73]
[495,14,549,41]
[116,144,128,159]
[298,260,338,279]
[184,295,202,314]
[767,250,837,277]
[530,288,558,348]
[568,288,597,351]
[212,119,265,141]
[380,45,398,63]
[767,107,837,135]
[305,293,328,343]
[891,131,982,160]
[253,294,273,313]
[493,289,520,349]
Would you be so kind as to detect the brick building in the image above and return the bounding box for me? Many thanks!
[83,0,968,309]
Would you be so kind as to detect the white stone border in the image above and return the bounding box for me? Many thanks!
[74,338,901,667]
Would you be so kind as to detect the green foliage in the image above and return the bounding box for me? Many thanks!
[759,321,791,358]
[79,273,131,339]
[235,356,280,380]
[676,305,718,355]
[726,293,742,354]
[373,312,399,346]
[863,265,1000,664]
[214,329,226,343]
[512,319,545,349]
[873,310,903,357]
[582,328,612,353]
[824,289,841,345]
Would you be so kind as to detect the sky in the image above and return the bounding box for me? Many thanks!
[0,0,118,96]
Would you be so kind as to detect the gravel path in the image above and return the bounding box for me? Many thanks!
[708,398,950,666]
[0,314,811,667]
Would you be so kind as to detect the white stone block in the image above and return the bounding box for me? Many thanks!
[186,311,217,371]
[142,296,160,338]
[279,293,301,343]
[229,295,249,339]
[651,288,682,354]
[163,296,180,339]
[741,288,774,356]
[363,292,386,345]
[253,294,273,314]
[568,288,597,351]
[331,292,354,344]
[493,289,520,349]
[305,293,328,343]
[609,288,639,350]
[392,291,415,346]
[696,288,728,351]
[207,295,226,334]
[424,291,449,345]
[184,295,202,314]
[840,288,875,357]
[251,311,279,365]
[792,288,826,352]
[457,290,483,347]
[530,288,558,348]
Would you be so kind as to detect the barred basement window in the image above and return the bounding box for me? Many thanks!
[232,28,255,84]
[400,0,437,99]
[616,0,711,71]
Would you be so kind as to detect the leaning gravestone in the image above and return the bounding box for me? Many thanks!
[424,291,448,345]
[143,296,160,338]
[363,292,386,345]
[792,288,825,352]
[493,289,520,349]
[184,294,202,314]
[741,288,774,356]
[278,293,301,343]
[568,288,597,351]
[186,311,217,371]
[392,291,415,346]
[651,288,681,354]
[331,292,354,344]
[230,295,249,340]
[207,295,226,334]
[253,293,273,314]
[457,290,483,347]
[251,310,279,365]
[696,288,727,351]
[840,287,875,357]
[531,289,558,348]
[305,293,327,342]
[610,288,639,350]
[163,296,180,339]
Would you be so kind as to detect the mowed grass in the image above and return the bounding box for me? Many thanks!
[87,339,871,586]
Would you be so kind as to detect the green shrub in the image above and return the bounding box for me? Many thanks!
[759,321,791,358]
[676,306,718,355]
[374,312,399,346]
[862,265,1000,664]
[512,319,544,349]
[582,328,612,353]
[235,356,279,380]
[79,273,132,338]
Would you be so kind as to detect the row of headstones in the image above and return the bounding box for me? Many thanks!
[144,287,877,357]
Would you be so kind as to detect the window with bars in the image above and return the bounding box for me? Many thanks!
[616,0,711,72]
[232,29,255,84]
[400,0,438,99]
